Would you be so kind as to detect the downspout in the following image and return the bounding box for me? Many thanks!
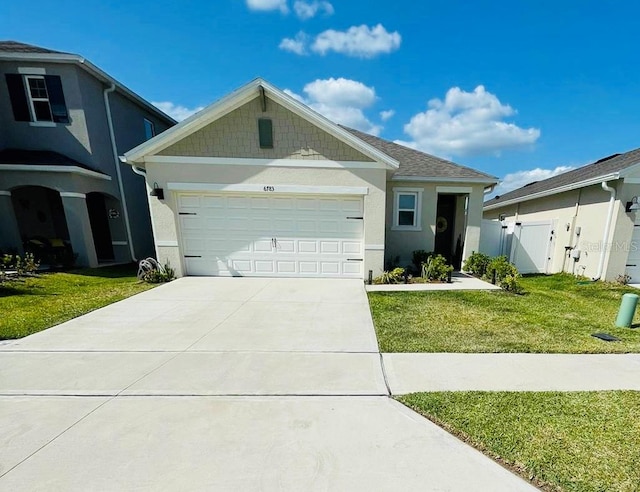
[104,83,137,262]
[593,181,616,281]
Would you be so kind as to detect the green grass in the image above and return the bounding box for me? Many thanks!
[368,274,640,353]
[0,264,155,339]
[399,391,640,492]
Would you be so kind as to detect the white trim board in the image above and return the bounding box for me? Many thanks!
[484,173,621,211]
[436,186,473,193]
[167,183,369,195]
[59,192,86,199]
[156,240,179,247]
[144,155,385,169]
[392,175,497,185]
[0,164,111,181]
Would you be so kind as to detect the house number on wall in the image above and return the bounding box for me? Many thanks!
[263,186,275,192]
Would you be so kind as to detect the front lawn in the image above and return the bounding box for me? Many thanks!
[368,274,640,353]
[399,391,640,492]
[0,264,154,339]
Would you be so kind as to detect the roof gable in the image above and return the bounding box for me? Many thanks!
[485,147,640,209]
[157,97,373,162]
[123,78,399,169]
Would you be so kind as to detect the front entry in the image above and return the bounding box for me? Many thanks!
[434,194,457,265]
[87,193,114,262]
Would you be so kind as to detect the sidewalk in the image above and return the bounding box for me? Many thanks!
[382,353,640,394]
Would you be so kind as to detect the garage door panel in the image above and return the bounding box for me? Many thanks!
[320,241,340,254]
[343,242,362,254]
[178,193,364,278]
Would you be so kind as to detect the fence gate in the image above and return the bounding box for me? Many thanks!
[510,220,556,274]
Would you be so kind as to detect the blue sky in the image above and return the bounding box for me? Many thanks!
[4,0,640,194]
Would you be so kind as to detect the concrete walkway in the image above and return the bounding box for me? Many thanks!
[383,353,640,394]
[0,278,535,491]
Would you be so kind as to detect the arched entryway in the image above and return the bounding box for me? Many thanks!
[11,186,69,249]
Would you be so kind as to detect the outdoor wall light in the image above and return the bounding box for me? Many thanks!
[149,182,164,200]
[625,196,640,212]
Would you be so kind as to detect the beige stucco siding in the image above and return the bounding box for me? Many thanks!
[385,181,485,267]
[158,97,372,162]
[483,181,636,280]
[146,162,386,277]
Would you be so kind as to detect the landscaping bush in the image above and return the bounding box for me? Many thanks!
[1,253,40,276]
[373,267,406,285]
[421,254,454,282]
[462,252,491,277]
[412,250,433,272]
[484,255,522,293]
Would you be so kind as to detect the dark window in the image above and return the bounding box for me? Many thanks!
[5,73,68,123]
[258,118,273,149]
[144,118,155,140]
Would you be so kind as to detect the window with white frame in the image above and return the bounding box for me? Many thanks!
[144,118,155,140]
[25,76,53,121]
[5,73,69,124]
[393,188,422,230]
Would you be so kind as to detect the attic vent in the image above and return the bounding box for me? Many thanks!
[524,181,538,187]
[258,118,273,149]
[594,153,621,164]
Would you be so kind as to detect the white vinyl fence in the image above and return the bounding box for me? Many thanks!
[479,219,556,274]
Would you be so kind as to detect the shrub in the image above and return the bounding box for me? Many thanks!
[484,255,522,293]
[412,250,433,272]
[373,267,406,285]
[137,258,175,284]
[421,254,454,282]
[463,252,491,277]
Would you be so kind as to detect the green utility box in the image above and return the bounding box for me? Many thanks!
[615,293,639,328]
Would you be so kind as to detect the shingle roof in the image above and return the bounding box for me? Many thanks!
[484,147,640,208]
[0,149,104,174]
[341,126,497,182]
[0,40,68,54]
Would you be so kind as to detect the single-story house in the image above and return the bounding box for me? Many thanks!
[483,147,640,281]
[122,78,497,279]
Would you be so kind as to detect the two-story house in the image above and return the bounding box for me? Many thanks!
[0,41,175,267]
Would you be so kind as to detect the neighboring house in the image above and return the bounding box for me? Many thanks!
[483,148,640,281]
[0,41,175,267]
[122,78,496,279]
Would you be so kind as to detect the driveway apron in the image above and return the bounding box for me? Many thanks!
[0,277,535,490]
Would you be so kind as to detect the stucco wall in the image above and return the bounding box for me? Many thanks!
[385,181,485,268]
[483,181,632,280]
[145,162,386,278]
[158,97,373,162]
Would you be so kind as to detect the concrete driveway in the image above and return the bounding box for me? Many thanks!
[0,277,535,490]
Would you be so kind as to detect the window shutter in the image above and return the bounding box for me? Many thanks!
[258,118,273,149]
[44,75,69,123]
[5,74,31,122]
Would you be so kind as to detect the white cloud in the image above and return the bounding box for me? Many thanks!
[399,85,541,157]
[380,109,395,121]
[310,24,401,58]
[284,77,382,135]
[294,0,333,19]
[279,32,309,55]
[246,0,288,14]
[152,101,205,122]
[489,166,574,198]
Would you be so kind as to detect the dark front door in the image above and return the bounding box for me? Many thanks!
[434,194,456,264]
[86,193,114,261]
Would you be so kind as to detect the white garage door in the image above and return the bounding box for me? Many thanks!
[177,193,365,278]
